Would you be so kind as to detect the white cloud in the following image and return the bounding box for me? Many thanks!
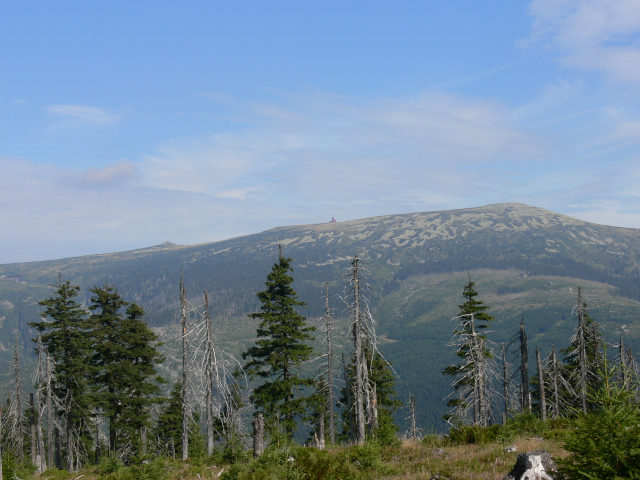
[47,104,123,125]
[526,0,640,83]
[138,91,538,205]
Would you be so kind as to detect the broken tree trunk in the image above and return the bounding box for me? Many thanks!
[519,316,531,413]
[253,413,264,458]
[351,256,366,445]
[577,287,588,415]
[13,339,24,464]
[204,290,215,456]
[180,269,189,460]
[324,282,336,444]
[536,347,546,421]
[502,343,509,424]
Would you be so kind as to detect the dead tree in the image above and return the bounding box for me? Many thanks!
[204,291,215,456]
[445,314,497,427]
[549,346,561,419]
[35,335,47,472]
[403,393,421,441]
[324,282,336,444]
[349,256,366,445]
[180,269,190,460]
[11,338,25,463]
[253,413,264,457]
[30,393,36,465]
[501,343,509,424]
[0,405,3,480]
[536,347,546,421]
[519,316,531,413]
[46,352,54,468]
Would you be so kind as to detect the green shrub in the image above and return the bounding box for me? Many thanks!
[556,385,640,480]
[447,423,501,444]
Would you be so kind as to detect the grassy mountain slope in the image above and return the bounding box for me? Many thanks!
[2,203,640,431]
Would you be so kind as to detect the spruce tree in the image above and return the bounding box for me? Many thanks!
[242,253,316,438]
[88,285,165,456]
[443,278,494,426]
[31,276,91,471]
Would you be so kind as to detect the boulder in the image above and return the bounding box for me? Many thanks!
[502,450,557,480]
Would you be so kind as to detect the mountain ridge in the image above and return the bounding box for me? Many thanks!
[2,202,640,431]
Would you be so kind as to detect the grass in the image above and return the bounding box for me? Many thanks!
[23,434,567,480]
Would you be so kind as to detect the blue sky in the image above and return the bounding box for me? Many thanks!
[2,1,640,263]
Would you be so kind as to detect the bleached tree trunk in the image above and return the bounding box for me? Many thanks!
[551,346,560,419]
[519,316,531,413]
[13,339,25,464]
[317,411,325,449]
[0,405,3,480]
[324,283,335,444]
[36,336,47,472]
[502,343,509,424]
[536,347,546,421]
[577,287,588,415]
[351,256,366,445]
[407,393,418,440]
[253,413,264,457]
[204,290,215,456]
[180,269,190,460]
[66,391,74,472]
[620,336,629,391]
[46,353,53,469]
[30,393,36,465]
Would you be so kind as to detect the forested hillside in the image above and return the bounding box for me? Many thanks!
[2,203,640,433]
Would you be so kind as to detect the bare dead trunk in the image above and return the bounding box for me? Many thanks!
[577,287,587,415]
[13,340,24,464]
[180,269,189,460]
[352,256,366,445]
[536,347,546,421]
[0,405,3,480]
[551,346,559,419]
[317,411,325,449]
[502,343,509,424]
[325,283,335,444]
[46,353,53,469]
[30,393,37,465]
[520,316,530,413]
[204,291,215,456]
[253,413,264,458]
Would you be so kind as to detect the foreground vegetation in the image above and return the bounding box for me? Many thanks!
[2,428,567,480]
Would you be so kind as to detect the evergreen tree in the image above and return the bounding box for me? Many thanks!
[154,382,183,458]
[87,285,165,456]
[31,276,91,472]
[443,278,494,426]
[242,253,316,438]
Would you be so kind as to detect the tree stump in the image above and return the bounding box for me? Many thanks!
[502,450,557,480]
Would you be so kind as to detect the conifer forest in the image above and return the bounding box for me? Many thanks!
[1,241,639,479]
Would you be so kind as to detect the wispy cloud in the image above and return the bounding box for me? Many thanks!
[526,0,640,83]
[81,161,137,185]
[47,104,123,126]
[139,91,538,207]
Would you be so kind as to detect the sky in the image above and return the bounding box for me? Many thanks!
[2,1,640,263]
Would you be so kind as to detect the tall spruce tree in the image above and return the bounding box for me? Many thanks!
[443,278,494,426]
[242,252,316,438]
[31,276,91,472]
[88,285,165,456]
